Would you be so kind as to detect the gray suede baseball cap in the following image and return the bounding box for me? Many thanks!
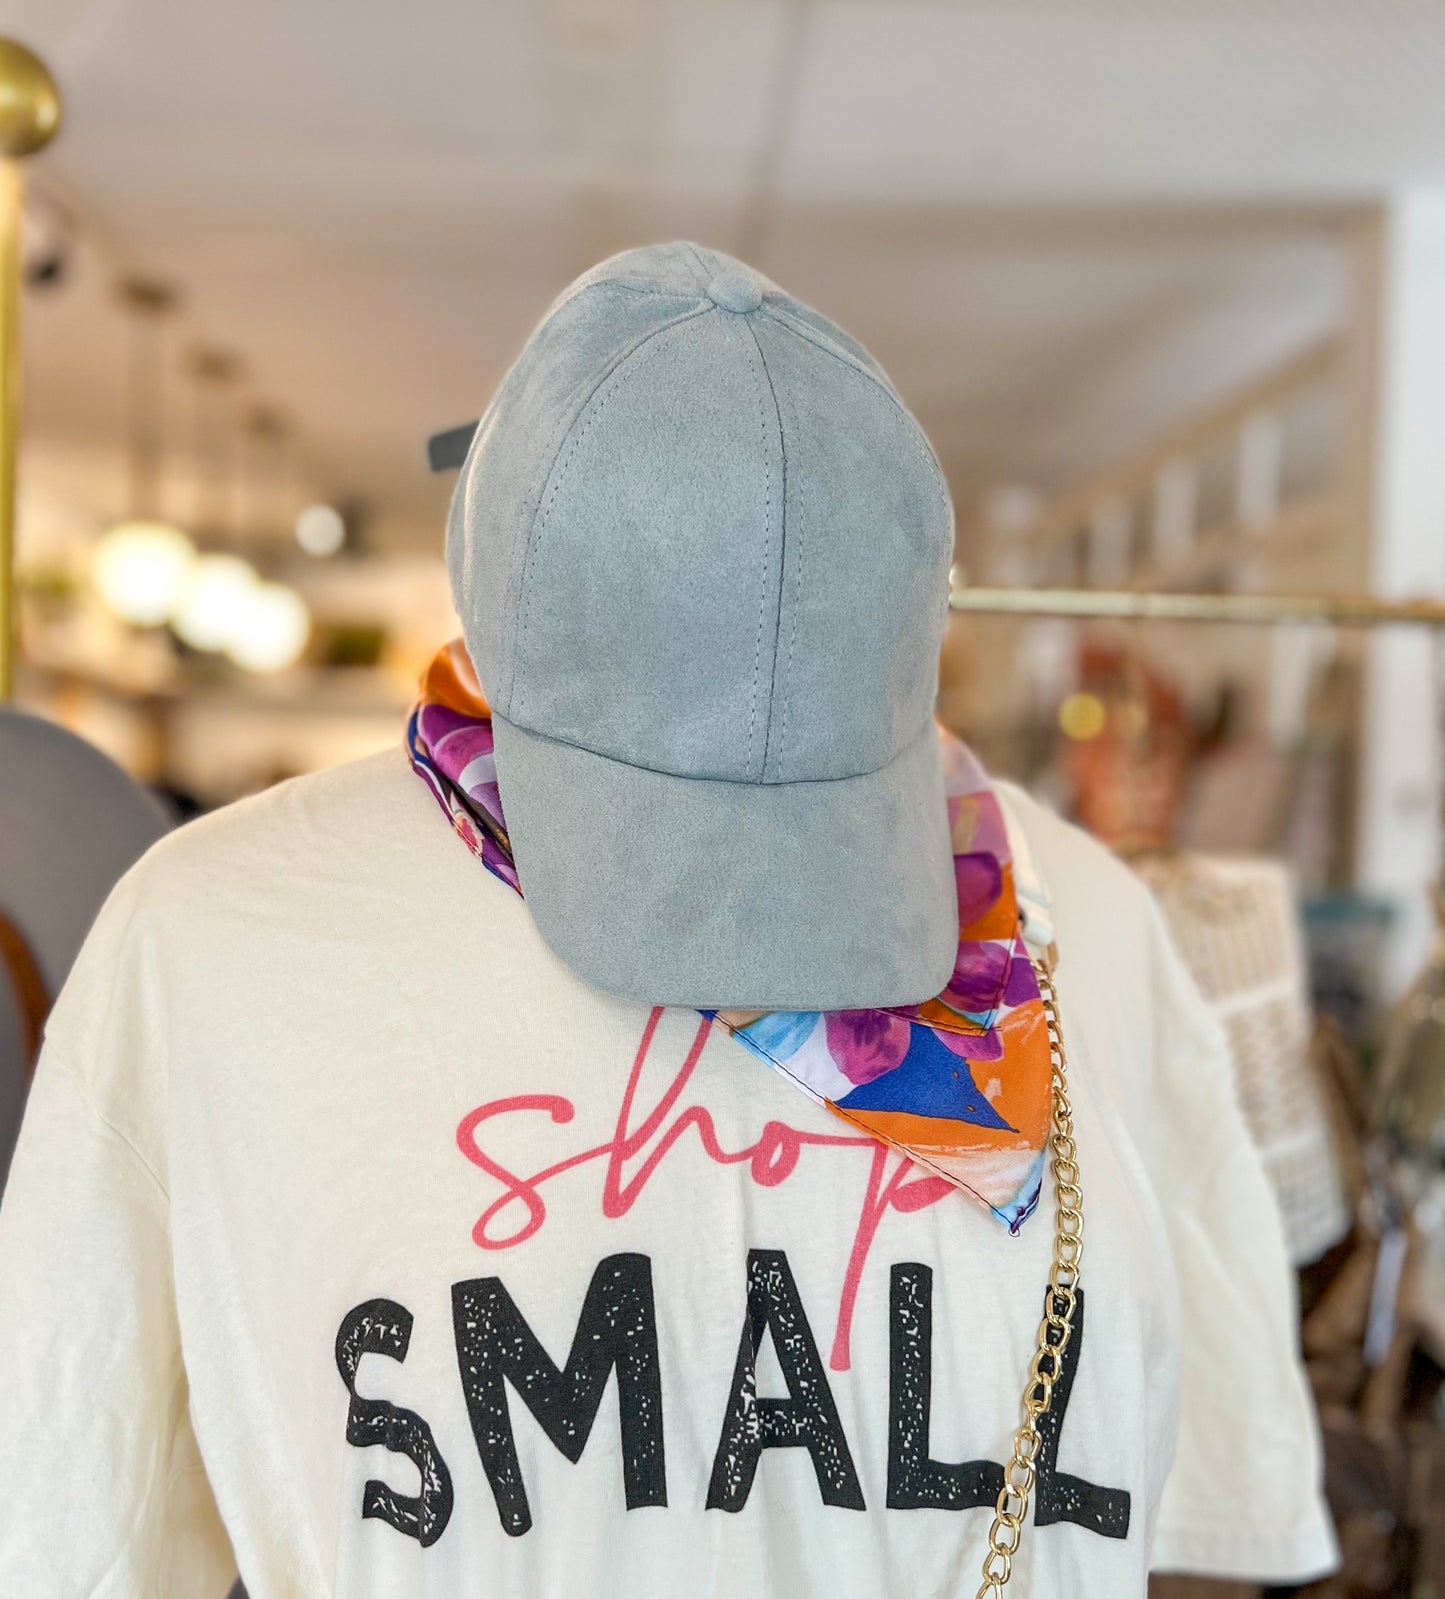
[443,241,956,1010]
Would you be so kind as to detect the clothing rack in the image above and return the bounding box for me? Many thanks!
[950,579,1445,629]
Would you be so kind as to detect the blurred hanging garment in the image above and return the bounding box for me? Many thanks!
[1133,852,1350,1265]
[408,640,1053,1232]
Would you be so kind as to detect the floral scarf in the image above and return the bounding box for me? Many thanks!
[408,640,1050,1231]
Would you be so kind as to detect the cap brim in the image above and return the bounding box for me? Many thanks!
[491,715,957,1011]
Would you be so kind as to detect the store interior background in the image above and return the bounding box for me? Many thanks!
[5,2,1445,1592]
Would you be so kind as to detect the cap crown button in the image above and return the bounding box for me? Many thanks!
[706,271,763,314]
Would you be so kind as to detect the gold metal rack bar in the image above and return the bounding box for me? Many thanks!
[949,583,1445,628]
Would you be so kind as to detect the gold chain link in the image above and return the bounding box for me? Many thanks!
[975,956,1084,1598]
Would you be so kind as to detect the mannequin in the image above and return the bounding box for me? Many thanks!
[0,244,1334,1598]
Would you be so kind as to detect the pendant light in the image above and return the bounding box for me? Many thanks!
[91,281,197,625]
[295,501,345,558]
[229,405,312,671]
[170,348,257,652]
[225,580,310,673]
[170,350,310,672]
[240,404,287,545]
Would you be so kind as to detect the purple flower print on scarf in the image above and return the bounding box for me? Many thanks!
[954,852,1003,928]
[825,1010,912,1085]
[941,939,1010,1017]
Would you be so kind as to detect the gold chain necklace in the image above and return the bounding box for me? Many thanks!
[975,955,1085,1597]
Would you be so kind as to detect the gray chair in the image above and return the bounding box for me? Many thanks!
[0,707,170,1188]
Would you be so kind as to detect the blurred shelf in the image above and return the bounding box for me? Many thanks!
[17,652,416,716]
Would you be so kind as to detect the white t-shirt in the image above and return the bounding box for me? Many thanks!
[0,749,1336,1598]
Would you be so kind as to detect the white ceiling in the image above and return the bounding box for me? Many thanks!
[9,0,1440,548]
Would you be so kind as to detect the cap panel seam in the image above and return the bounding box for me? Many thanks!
[540,270,705,326]
[757,323,804,782]
[511,306,712,724]
[591,280,707,302]
[738,316,786,780]
[752,309,951,782]
[672,240,715,292]
[762,303,952,511]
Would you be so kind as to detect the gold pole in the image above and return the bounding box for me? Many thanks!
[0,38,61,701]
[950,582,1445,629]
